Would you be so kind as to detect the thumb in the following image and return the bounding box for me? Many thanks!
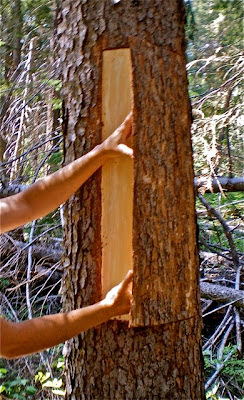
[117,144,134,157]
[120,270,133,291]
[119,112,132,141]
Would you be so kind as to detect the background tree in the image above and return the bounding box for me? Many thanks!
[186,0,243,180]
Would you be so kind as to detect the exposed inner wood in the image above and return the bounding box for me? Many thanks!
[101,49,133,320]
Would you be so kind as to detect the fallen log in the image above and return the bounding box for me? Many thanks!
[195,176,244,193]
[200,281,244,310]
[1,175,243,199]
[0,235,62,264]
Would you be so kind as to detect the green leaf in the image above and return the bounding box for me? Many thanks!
[50,98,62,110]
[0,368,7,378]
[42,378,63,389]
[56,360,65,369]
[13,394,26,400]
[47,151,62,166]
[46,79,62,91]
[52,389,66,396]
[9,378,28,387]
[35,371,51,383]
[26,385,37,394]
[0,385,7,393]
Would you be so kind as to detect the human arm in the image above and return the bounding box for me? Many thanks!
[0,113,132,234]
[0,270,133,359]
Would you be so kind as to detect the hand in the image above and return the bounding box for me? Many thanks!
[101,113,133,159]
[102,270,133,317]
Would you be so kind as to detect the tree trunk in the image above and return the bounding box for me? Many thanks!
[46,0,61,141]
[12,0,22,70]
[58,1,205,399]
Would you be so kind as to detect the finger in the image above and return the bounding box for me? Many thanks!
[120,270,133,291]
[119,112,132,141]
[117,144,133,157]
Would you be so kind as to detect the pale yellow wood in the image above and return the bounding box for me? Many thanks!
[101,49,133,320]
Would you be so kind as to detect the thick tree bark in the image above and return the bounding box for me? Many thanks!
[59,1,205,399]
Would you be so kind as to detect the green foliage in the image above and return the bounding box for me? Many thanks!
[35,371,65,396]
[0,368,7,378]
[0,278,10,290]
[186,0,243,177]
[47,79,62,111]
[22,0,52,37]
[198,192,243,252]
[24,209,63,240]
[50,98,62,110]
[34,356,65,397]
[204,346,244,398]
[0,368,37,399]
[0,354,65,399]
[47,150,63,171]
[47,79,62,92]
[52,357,65,371]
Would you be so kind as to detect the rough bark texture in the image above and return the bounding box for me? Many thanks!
[63,319,204,400]
[58,1,204,398]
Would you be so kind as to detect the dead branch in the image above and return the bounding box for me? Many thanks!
[234,266,242,353]
[198,193,240,267]
[203,305,233,351]
[1,175,243,200]
[0,234,62,264]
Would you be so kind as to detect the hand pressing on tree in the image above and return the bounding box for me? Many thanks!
[99,112,133,159]
[0,113,133,234]
[101,270,133,317]
[0,271,133,359]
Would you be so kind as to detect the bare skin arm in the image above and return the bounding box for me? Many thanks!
[0,270,133,359]
[0,113,132,233]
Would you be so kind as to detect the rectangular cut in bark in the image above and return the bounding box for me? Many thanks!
[101,49,133,320]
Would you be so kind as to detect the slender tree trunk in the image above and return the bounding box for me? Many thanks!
[219,88,234,178]
[12,0,22,70]
[0,0,21,179]
[10,38,36,182]
[59,1,205,398]
[46,0,60,141]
